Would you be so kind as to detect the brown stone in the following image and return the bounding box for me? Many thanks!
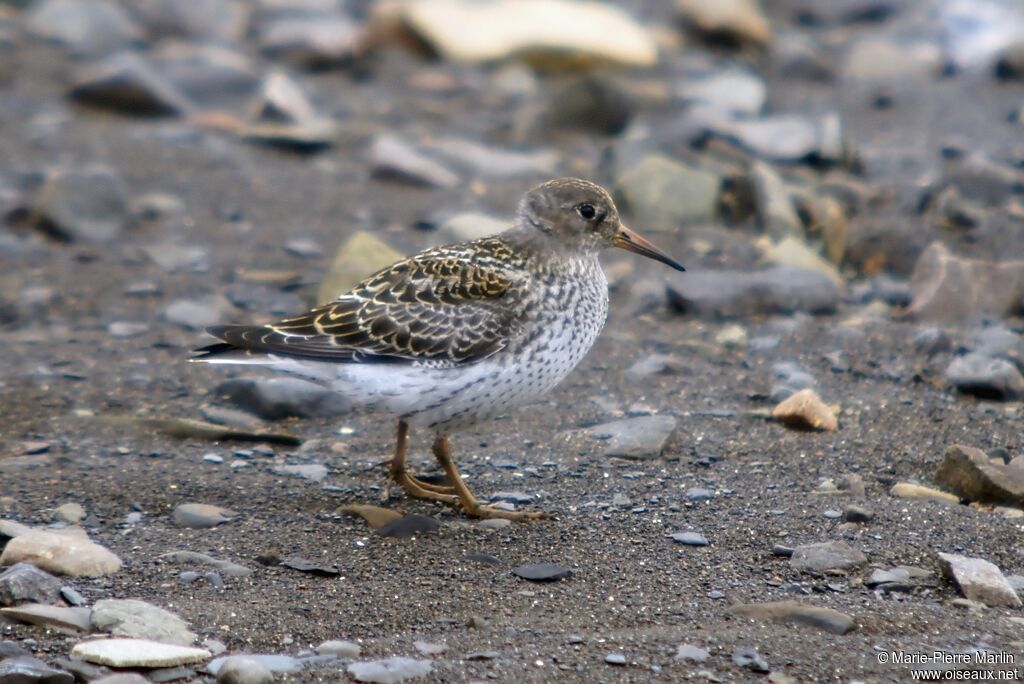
[934,444,1024,507]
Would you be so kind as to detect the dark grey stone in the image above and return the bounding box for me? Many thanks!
[666,267,841,319]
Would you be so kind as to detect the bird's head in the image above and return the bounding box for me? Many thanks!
[517,177,685,271]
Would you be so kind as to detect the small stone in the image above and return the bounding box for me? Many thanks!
[259,14,362,69]
[0,530,122,577]
[155,43,258,111]
[678,69,765,116]
[732,647,770,673]
[945,354,1024,402]
[347,657,432,683]
[69,52,193,117]
[273,463,328,483]
[0,563,63,606]
[53,503,85,524]
[715,324,748,348]
[318,231,403,303]
[686,488,713,501]
[614,155,721,230]
[759,236,843,287]
[604,653,626,666]
[750,162,802,238]
[369,135,460,189]
[842,505,873,523]
[134,0,249,44]
[316,640,361,658]
[413,640,447,656]
[207,655,301,675]
[675,644,709,662]
[281,557,339,577]
[676,0,771,47]
[216,377,350,420]
[164,297,225,330]
[790,541,867,573]
[33,165,129,243]
[71,639,211,668]
[479,519,511,530]
[937,552,1022,608]
[731,600,856,635]
[107,321,149,338]
[772,389,837,432]
[0,656,74,684]
[159,551,252,578]
[425,138,558,179]
[544,74,633,136]
[91,599,196,646]
[173,503,235,529]
[375,515,440,539]
[670,532,709,547]
[585,415,677,459]
[1,604,93,633]
[60,586,86,606]
[215,656,274,684]
[889,482,960,505]
[512,562,572,582]
[340,505,404,530]
[666,267,840,319]
[27,0,141,56]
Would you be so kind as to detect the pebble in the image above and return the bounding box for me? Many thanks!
[91,598,196,645]
[0,563,63,606]
[53,502,85,524]
[685,488,713,501]
[32,165,129,243]
[670,532,709,547]
[341,505,404,530]
[273,463,328,483]
[259,14,361,69]
[413,640,447,656]
[72,640,210,669]
[945,353,1024,401]
[281,557,339,577]
[585,415,677,459]
[173,503,235,529]
[375,515,441,539]
[69,52,193,117]
[732,647,770,673]
[159,551,253,578]
[0,603,93,633]
[614,155,721,229]
[207,655,302,675]
[675,644,709,662]
[937,552,1022,608]
[545,74,633,135]
[164,297,224,330]
[0,656,74,684]
[215,656,274,684]
[772,389,838,432]
[889,482,960,505]
[604,653,626,666]
[315,640,361,658]
[347,657,433,683]
[666,267,840,319]
[512,562,572,582]
[678,68,766,116]
[790,541,867,573]
[369,134,460,189]
[0,529,122,577]
[934,443,1024,506]
[842,505,873,523]
[676,0,771,48]
[731,600,856,635]
[27,0,141,56]
[107,321,149,338]
[135,0,249,44]
[478,519,511,530]
[60,586,86,606]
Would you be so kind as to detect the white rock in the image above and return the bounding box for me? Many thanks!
[91,599,196,645]
[0,530,122,577]
[71,638,211,668]
[315,640,362,658]
[938,552,1022,608]
[392,0,657,68]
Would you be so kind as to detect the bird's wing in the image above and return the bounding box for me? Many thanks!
[195,239,526,366]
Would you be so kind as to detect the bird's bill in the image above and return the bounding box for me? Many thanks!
[613,225,686,272]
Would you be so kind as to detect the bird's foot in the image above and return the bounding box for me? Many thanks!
[392,470,459,504]
[460,502,553,521]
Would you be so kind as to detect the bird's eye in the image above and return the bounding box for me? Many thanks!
[577,203,596,220]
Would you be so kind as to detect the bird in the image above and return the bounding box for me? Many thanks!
[192,178,684,520]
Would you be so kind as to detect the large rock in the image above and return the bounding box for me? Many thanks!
[666,267,841,319]
[32,166,129,243]
[614,155,721,229]
[0,530,122,577]
[585,415,677,459]
[906,241,1024,323]
[382,0,657,68]
[215,377,350,420]
[318,231,402,302]
[731,601,855,635]
[938,552,1021,608]
[934,444,1024,506]
[0,562,63,606]
[91,599,196,645]
[0,656,74,684]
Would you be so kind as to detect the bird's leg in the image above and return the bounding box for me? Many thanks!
[431,434,550,521]
[388,420,458,501]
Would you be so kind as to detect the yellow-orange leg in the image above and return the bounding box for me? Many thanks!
[431,434,550,521]
[388,420,458,502]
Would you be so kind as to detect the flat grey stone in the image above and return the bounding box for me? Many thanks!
[347,657,433,684]
[272,463,328,483]
[33,165,129,243]
[790,541,867,573]
[585,415,677,459]
[173,503,235,529]
[934,443,1024,506]
[938,552,1021,608]
[215,656,273,684]
[1,604,93,633]
[315,640,361,658]
[207,655,301,675]
[0,656,74,684]
[945,354,1024,401]
[731,600,856,635]
[91,598,196,645]
[666,267,841,319]
[0,562,63,606]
